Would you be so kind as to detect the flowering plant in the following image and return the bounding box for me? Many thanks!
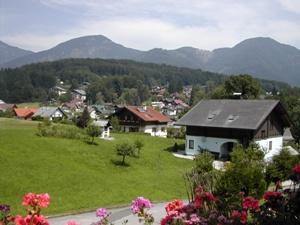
[131,197,154,225]
[0,204,14,225]
[14,193,50,225]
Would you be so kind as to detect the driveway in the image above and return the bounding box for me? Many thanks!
[48,202,167,225]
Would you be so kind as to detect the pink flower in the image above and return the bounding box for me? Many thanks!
[96,208,109,218]
[293,164,300,175]
[263,191,282,200]
[131,197,152,214]
[66,221,81,225]
[22,193,50,208]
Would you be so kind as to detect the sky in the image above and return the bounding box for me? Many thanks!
[0,0,300,52]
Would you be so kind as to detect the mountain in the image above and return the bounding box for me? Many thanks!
[0,41,34,65]
[1,36,300,85]
[204,37,300,84]
[2,35,141,68]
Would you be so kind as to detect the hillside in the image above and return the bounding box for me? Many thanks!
[1,36,300,85]
[0,41,34,65]
[0,118,193,215]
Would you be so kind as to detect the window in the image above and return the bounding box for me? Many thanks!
[161,127,165,132]
[189,140,194,149]
[269,141,272,150]
[152,127,157,133]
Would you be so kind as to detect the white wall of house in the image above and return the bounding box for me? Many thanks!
[101,127,110,138]
[185,135,238,156]
[255,136,283,161]
[123,124,168,137]
[89,110,97,120]
[143,125,167,137]
[49,110,64,120]
[185,134,283,161]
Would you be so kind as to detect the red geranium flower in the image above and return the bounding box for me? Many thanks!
[263,191,282,201]
[293,164,300,175]
[242,196,259,210]
[165,199,184,215]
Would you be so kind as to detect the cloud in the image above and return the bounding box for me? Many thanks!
[1,0,300,51]
[278,0,300,13]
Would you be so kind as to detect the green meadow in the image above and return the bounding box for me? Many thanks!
[0,118,193,215]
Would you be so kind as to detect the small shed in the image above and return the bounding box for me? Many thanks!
[92,120,112,138]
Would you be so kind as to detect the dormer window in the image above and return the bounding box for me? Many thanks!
[207,113,216,120]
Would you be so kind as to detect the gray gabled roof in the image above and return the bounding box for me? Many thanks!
[176,100,290,130]
[33,107,65,118]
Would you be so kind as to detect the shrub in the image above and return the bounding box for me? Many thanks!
[167,127,185,139]
[110,116,121,132]
[133,139,144,157]
[265,148,300,184]
[185,151,220,199]
[37,122,86,140]
[215,145,267,212]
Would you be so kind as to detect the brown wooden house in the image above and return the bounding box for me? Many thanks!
[113,106,171,137]
[176,100,290,160]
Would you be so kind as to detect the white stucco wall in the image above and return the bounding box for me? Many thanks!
[255,136,283,161]
[185,135,238,156]
[185,135,283,161]
[123,125,168,137]
[143,125,167,137]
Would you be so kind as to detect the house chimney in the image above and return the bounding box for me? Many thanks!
[143,105,147,111]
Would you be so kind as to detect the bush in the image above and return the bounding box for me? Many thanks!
[215,145,267,212]
[37,122,86,140]
[167,127,185,139]
[185,151,220,200]
[265,148,300,184]
[110,116,121,132]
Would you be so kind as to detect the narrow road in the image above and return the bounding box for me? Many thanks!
[48,202,167,225]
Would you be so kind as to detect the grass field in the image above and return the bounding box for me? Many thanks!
[0,118,193,215]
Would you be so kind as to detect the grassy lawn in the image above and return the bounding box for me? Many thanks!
[0,118,193,215]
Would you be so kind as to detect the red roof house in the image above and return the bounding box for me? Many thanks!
[113,106,171,137]
[14,108,38,120]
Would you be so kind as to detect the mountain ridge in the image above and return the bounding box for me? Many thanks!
[1,35,300,85]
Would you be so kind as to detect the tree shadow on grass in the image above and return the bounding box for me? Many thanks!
[110,159,130,167]
[164,143,185,153]
[84,140,99,145]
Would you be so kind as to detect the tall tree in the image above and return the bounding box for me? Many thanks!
[224,74,261,99]
[77,107,90,128]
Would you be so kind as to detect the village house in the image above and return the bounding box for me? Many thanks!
[14,108,38,120]
[113,106,171,137]
[92,120,112,138]
[176,100,290,161]
[52,86,67,96]
[0,103,17,112]
[93,104,116,119]
[72,89,86,101]
[32,107,66,120]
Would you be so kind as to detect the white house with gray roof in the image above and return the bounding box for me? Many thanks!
[176,100,291,161]
[33,107,66,120]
